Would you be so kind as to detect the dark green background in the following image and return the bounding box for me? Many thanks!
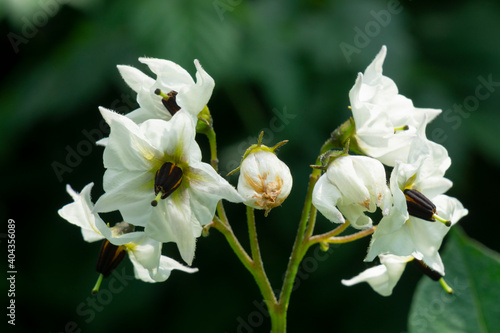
[2,0,499,332]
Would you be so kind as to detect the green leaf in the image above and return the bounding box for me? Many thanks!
[408,227,500,333]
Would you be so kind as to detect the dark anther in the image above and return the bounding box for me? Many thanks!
[404,189,436,222]
[412,259,442,281]
[153,162,183,201]
[155,89,181,116]
[95,240,127,278]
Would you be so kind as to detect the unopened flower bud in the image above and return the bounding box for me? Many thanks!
[313,155,390,229]
[237,150,292,216]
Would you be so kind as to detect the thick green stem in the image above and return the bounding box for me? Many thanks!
[277,163,322,324]
[275,132,354,329]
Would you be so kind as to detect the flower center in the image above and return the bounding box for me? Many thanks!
[151,162,183,207]
[154,88,180,116]
[404,189,451,227]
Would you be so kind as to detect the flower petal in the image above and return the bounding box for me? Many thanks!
[342,254,411,296]
[176,60,215,116]
[145,189,197,265]
[127,237,161,270]
[365,210,411,262]
[99,107,162,170]
[117,65,155,93]
[312,174,345,224]
[58,183,104,243]
[94,169,153,227]
[132,255,198,283]
[139,111,196,165]
[139,57,194,92]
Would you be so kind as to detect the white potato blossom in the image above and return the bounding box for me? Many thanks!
[365,133,468,275]
[58,183,198,282]
[93,109,243,265]
[342,254,413,296]
[312,155,391,229]
[349,45,441,166]
[237,150,293,215]
[117,58,215,124]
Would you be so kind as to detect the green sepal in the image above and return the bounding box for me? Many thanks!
[227,131,289,176]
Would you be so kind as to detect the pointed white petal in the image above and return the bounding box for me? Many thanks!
[99,107,161,170]
[145,190,196,265]
[189,162,243,203]
[139,57,194,91]
[117,65,155,93]
[139,111,196,165]
[132,255,198,283]
[343,254,411,296]
[176,60,215,116]
[58,183,104,243]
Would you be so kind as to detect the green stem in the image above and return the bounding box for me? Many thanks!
[307,221,351,245]
[312,226,376,245]
[246,206,278,304]
[275,133,355,329]
[205,126,219,172]
[205,114,280,329]
[277,162,323,327]
[212,216,254,273]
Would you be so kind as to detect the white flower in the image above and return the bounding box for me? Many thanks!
[58,183,197,282]
[312,155,390,229]
[117,58,214,124]
[342,254,413,296]
[237,150,292,215]
[349,45,441,166]
[365,136,468,275]
[93,108,243,265]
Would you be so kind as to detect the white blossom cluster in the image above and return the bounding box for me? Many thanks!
[58,58,292,284]
[312,46,468,296]
[58,46,466,297]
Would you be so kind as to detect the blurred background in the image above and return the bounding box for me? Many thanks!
[2,0,500,332]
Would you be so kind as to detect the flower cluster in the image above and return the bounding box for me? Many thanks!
[58,58,293,290]
[312,46,468,296]
[57,45,467,326]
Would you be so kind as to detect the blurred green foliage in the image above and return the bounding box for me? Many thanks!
[409,227,500,333]
[1,0,500,332]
